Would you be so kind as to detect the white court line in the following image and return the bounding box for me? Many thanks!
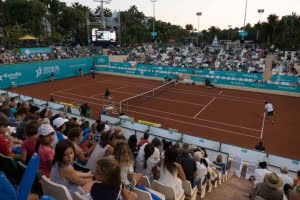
[59,90,207,107]
[56,91,261,132]
[52,94,261,139]
[260,112,266,139]
[98,78,266,103]
[193,91,223,118]
[89,85,129,98]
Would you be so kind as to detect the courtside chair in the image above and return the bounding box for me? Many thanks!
[248,160,259,167]
[41,175,73,200]
[16,153,40,200]
[197,182,207,199]
[152,180,185,200]
[245,164,258,179]
[132,187,152,200]
[230,159,243,177]
[254,196,265,200]
[181,180,197,200]
[74,192,86,200]
[140,176,152,188]
[0,152,19,185]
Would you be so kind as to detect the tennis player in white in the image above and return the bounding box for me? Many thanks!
[264,102,274,124]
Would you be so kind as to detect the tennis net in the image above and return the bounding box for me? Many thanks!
[119,80,175,113]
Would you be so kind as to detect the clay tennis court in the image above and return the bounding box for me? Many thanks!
[7,73,300,160]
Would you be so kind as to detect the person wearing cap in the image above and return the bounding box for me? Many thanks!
[250,172,283,200]
[254,161,271,185]
[35,124,56,178]
[278,166,294,189]
[51,117,68,148]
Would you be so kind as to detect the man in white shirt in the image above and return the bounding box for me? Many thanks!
[278,166,294,190]
[254,161,271,185]
[264,102,274,123]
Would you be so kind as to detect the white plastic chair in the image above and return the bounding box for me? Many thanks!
[233,155,242,162]
[230,159,243,177]
[40,175,73,200]
[245,164,258,179]
[254,196,265,200]
[74,192,86,200]
[140,176,151,188]
[152,180,185,200]
[248,160,259,167]
[182,180,197,200]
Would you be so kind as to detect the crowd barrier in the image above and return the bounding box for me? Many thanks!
[1,89,299,176]
[0,56,109,89]
[97,62,300,94]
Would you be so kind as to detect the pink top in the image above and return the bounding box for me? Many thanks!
[21,137,37,161]
[38,145,54,178]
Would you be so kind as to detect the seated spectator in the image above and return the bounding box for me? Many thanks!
[213,155,226,175]
[113,141,142,189]
[250,172,283,200]
[51,117,68,148]
[284,183,300,200]
[278,166,294,189]
[294,171,300,186]
[12,107,28,140]
[21,120,39,164]
[193,151,207,186]
[135,143,159,178]
[162,139,172,151]
[128,135,139,159]
[255,141,266,152]
[86,131,113,173]
[205,78,214,88]
[158,147,185,198]
[0,113,20,156]
[51,139,93,197]
[254,161,271,185]
[35,124,55,178]
[178,143,198,187]
[91,157,138,200]
[68,127,88,164]
[138,132,150,147]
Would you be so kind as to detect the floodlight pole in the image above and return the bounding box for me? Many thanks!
[196,12,202,47]
[242,0,248,40]
[150,0,157,33]
[94,0,112,29]
[256,9,264,41]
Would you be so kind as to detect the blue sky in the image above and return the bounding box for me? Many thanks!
[61,0,300,30]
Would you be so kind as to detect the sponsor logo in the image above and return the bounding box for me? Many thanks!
[36,65,60,78]
[0,72,22,81]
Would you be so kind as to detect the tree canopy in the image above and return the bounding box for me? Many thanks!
[0,0,299,49]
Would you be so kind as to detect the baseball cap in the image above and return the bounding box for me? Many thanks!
[53,117,68,129]
[38,124,55,136]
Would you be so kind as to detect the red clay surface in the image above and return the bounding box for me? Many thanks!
[7,74,300,160]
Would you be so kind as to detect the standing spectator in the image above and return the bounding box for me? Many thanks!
[79,68,83,77]
[91,67,95,79]
[138,132,150,147]
[278,166,294,189]
[35,124,55,178]
[264,101,274,124]
[255,141,266,152]
[49,72,54,82]
[21,120,39,164]
[250,172,283,200]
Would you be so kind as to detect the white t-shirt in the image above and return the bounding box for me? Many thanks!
[254,168,271,184]
[278,173,294,189]
[265,103,274,112]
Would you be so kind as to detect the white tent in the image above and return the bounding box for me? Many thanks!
[211,35,219,47]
